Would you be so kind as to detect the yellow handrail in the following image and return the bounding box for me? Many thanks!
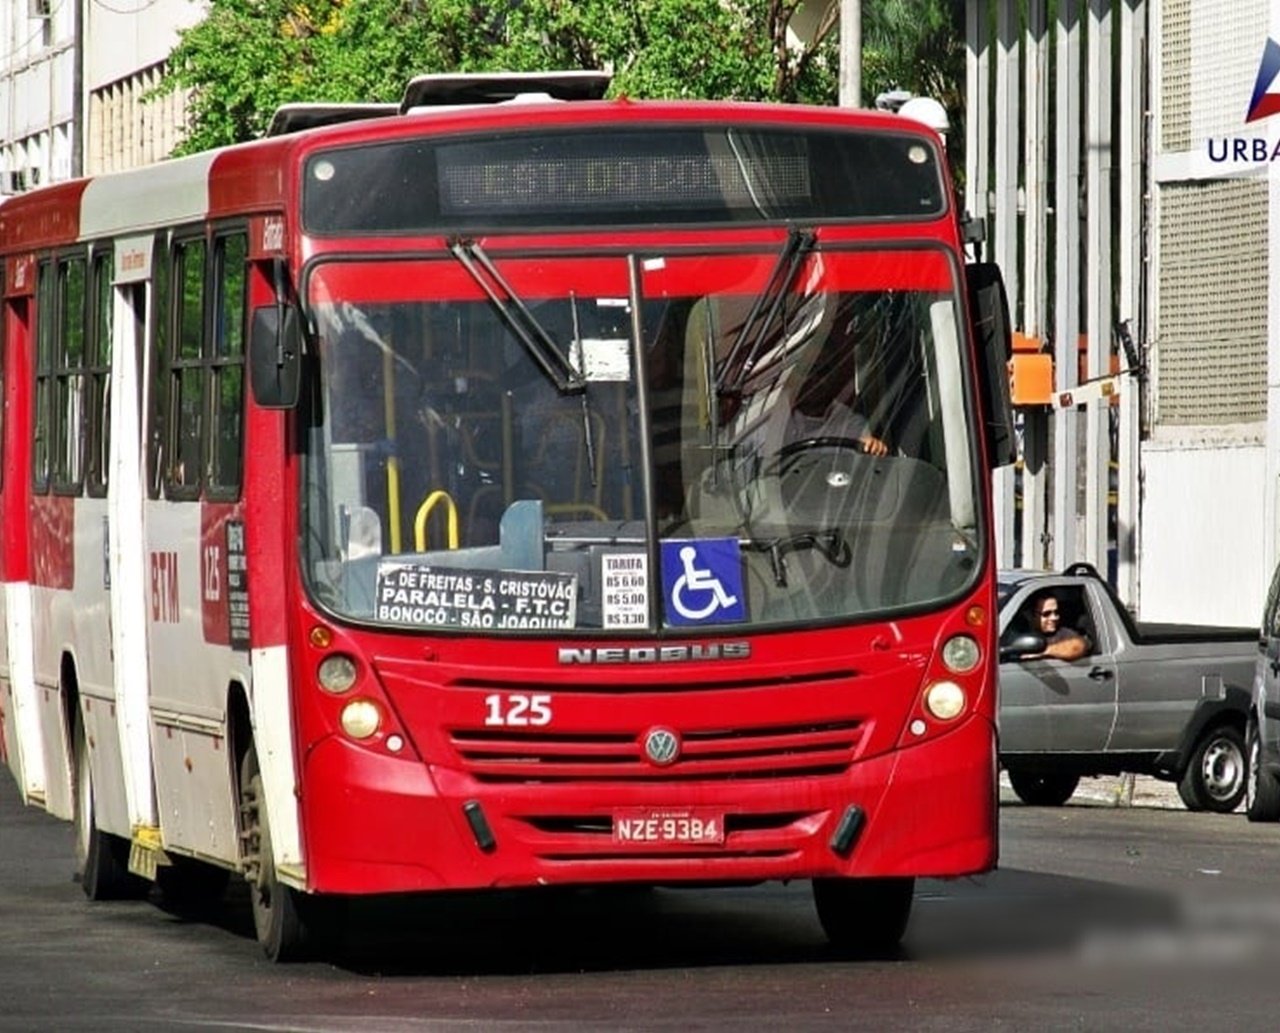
[383,344,402,554]
[414,490,460,551]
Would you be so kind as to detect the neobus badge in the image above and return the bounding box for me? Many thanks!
[262,217,284,253]
[6,254,34,296]
[558,642,750,664]
[114,236,152,284]
[251,215,286,257]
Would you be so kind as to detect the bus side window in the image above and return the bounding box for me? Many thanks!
[208,232,247,497]
[33,258,55,493]
[53,254,87,494]
[167,234,206,496]
[85,250,113,498]
[0,260,4,492]
[147,233,169,500]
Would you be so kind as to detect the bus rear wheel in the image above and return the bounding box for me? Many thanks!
[73,710,145,901]
[812,876,914,956]
[240,744,309,961]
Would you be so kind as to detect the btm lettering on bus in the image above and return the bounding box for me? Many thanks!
[150,551,180,623]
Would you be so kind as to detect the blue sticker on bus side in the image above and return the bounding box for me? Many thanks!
[660,538,746,626]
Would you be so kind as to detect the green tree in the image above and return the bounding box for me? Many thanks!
[159,0,842,153]
[862,0,966,153]
[159,0,963,157]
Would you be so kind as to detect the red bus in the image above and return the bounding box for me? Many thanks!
[0,72,1014,960]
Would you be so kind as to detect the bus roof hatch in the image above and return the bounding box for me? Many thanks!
[266,103,399,137]
[399,71,612,113]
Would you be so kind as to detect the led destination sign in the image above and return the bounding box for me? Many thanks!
[304,126,944,233]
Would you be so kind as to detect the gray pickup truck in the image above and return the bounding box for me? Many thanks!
[997,564,1258,811]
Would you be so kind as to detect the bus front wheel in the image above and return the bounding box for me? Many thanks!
[812,876,914,956]
[240,744,310,961]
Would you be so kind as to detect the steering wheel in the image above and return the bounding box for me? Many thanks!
[776,435,868,461]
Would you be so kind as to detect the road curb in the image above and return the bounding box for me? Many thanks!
[1000,772,1189,810]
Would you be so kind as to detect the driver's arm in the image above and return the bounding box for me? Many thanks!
[1027,633,1088,661]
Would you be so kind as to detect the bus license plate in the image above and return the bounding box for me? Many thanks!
[612,809,724,845]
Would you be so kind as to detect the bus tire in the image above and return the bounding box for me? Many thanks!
[240,744,310,961]
[73,710,145,901]
[812,876,914,956]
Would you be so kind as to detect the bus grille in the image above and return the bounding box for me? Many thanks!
[447,719,863,783]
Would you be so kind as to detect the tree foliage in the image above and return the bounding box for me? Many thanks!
[159,0,961,156]
[862,0,966,148]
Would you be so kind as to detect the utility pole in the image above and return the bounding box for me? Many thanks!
[839,0,861,108]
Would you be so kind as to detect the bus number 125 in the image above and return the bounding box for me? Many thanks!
[483,693,552,727]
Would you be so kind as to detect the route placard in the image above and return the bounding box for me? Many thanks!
[375,563,577,630]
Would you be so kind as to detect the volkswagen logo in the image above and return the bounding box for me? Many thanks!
[643,727,681,766]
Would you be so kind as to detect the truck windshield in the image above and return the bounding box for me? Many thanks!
[301,246,981,633]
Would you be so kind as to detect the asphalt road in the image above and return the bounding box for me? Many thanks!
[3,773,1279,1032]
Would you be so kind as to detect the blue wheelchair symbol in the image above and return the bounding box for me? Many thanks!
[660,539,746,626]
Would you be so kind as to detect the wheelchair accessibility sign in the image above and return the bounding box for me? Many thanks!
[660,538,746,626]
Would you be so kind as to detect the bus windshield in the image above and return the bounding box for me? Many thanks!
[301,245,981,633]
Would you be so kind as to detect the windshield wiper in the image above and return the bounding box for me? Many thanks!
[745,528,851,588]
[715,226,816,395]
[448,237,586,394]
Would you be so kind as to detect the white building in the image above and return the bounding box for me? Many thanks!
[1141,0,1274,627]
[971,0,1278,627]
[0,0,200,189]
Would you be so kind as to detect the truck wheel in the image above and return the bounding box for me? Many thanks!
[1178,725,1246,813]
[240,744,311,961]
[1246,720,1280,822]
[812,876,914,956]
[73,710,146,901]
[1006,768,1080,806]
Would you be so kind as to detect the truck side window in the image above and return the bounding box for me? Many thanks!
[1072,591,1099,655]
[1017,587,1094,659]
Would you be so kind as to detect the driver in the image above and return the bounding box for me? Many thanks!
[783,345,889,457]
[1016,592,1091,661]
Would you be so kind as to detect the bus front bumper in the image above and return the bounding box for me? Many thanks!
[300,712,997,895]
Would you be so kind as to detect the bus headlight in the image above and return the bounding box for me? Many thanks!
[318,654,358,694]
[340,699,381,739]
[923,680,967,721]
[941,634,981,674]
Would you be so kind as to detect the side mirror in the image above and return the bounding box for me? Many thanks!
[999,632,1046,663]
[249,258,303,409]
[966,262,1016,468]
[249,304,302,408]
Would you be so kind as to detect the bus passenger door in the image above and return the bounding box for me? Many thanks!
[108,242,158,843]
[0,286,46,803]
